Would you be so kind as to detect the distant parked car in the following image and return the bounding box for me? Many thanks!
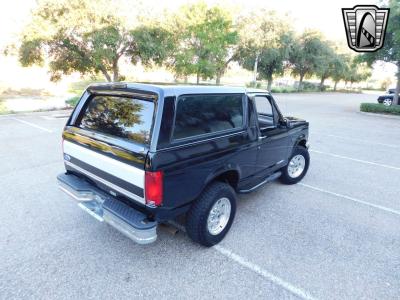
[377,89,399,106]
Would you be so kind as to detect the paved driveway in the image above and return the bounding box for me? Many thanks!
[1,93,399,299]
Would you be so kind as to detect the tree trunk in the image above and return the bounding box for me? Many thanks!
[298,73,305,91]
[184,75,188,83]
[216,72,222,85]
[334,81,338,91]
[267,78,273,91]
[394,64,400,105]
[196,71,200,85]
[112,61,119,82]
[100,67,111,82]
[319,76,326,91]
[253,53,259,87]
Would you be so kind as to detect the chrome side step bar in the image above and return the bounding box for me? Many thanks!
[57,173,157,245]
[238,171,282,194]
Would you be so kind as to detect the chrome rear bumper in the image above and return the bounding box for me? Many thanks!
[57,173,157,245]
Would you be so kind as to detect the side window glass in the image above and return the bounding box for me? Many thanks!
[254,96,276,128]
[254,96,273,116]
[173,94,244,140]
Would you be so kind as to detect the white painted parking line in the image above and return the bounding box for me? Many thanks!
[299,183,400,217]
[11,118,53,133]
[310,149,400,171]
[169,221,316,300]
[214,245,317,300]
[316,133,400,149]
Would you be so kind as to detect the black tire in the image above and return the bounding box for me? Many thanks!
[186,182,236,247]
[280,146,310,185]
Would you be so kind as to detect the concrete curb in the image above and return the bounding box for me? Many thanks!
[358,111,400,120]
[0,108,73,118]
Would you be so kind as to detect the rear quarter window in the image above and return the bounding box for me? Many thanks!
[77,95,154,145]
[173,94,244,140]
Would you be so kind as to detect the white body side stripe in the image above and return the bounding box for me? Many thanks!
[63,140,145,189]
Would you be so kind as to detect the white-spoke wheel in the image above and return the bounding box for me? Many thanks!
[288,154,306,178]
[207,197,231,235]
[383,98,393,106]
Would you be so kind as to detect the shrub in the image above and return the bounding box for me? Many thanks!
[246,81,264,88]
[66,96,80,107]
[360,103,400,115]
[271,87,297,93]
[0,101,7,114]
[301,81,319,90]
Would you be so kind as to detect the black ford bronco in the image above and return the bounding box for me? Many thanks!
[57,83,310,247]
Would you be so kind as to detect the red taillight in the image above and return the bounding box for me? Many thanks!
[145,170,163,206]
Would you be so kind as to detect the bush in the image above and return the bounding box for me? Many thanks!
[360,103,400,115]
[301,81,319,91]
[0,101,7,114]
[66,96,80,107]
[246,81,264,88]
[271,87,297,93]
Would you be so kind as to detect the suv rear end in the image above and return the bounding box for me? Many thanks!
[58,83,162,244]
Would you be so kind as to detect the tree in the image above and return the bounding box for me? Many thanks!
[288,31,326,91]
[359,0,400,104]
[237,11,293,90]
[167,2,238,84]
[17,0,171,82]
[344,60,371,88]
[315,42,336,91]
[331,54,350,91]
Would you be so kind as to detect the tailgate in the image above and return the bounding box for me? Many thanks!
[62,90,157,205]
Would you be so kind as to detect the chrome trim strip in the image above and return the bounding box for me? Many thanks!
[64,161,145,204]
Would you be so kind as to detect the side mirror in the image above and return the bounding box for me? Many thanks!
[280,118,292,128]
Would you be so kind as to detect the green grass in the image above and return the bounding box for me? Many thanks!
[66,80,98,107]
[0,101,8,115]
[67,79,104,95]
[66,96,81,107]
[360,103,400,115]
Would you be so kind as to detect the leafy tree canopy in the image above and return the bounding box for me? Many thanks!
[289,30,327,90]
[344,60,371,86]
[167,2,238,84]
[330,54,350,90]
[18,0,171,82]
[237,10,293,90]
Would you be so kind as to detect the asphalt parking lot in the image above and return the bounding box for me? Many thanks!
[1,92,400,299]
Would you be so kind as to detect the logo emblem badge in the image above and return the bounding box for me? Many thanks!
[342,5,390,52]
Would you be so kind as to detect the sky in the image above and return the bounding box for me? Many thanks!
[0,0,383,46]
[0,0,396,82]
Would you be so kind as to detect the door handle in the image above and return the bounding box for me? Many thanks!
[258,136,267,141]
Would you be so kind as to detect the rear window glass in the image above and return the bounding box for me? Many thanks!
[173,94,243,140]
[78,95,154,144]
